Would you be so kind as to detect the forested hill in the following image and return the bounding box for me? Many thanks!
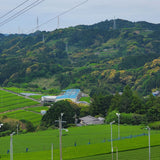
[0,19,160,96]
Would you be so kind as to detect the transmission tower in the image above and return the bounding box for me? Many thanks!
[37,16,39,31]
[113,17,116,30]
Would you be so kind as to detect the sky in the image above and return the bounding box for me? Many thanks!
[0,0,159,34]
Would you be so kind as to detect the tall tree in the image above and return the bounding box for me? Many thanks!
[119,85,133,113]
[90,94,113,116]
[41,100,76,127]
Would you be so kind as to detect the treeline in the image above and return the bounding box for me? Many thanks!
[41,85,160,129]
[89,85,160,124]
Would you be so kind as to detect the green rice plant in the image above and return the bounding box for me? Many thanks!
[79,97,91,103]
[29,95,42,100]
[25,106,49,113]
[0,101,39,113]
[0,125,159,160]
[0,89,40,112]
[0,110,42,126]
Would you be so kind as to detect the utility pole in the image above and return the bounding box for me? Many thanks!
[55,113,66,160]
[51,143,53,160]
[17,123,19,135]
[116,113,120,139]
[116,147,118,160]
[110,121,115,160]
[147,126,151,160]
[10,132,15,160]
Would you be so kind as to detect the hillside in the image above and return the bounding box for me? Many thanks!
[0,89,42,126]
[0,19,160,95]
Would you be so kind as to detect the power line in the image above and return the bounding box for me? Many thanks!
[0,0,44,27]
[27,0,89,33]
[0,0,45,27]
[0,0,30,19]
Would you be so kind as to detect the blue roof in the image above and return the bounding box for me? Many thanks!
[56,89,80,100]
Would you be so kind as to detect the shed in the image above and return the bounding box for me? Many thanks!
[79,115,104,125]
[56,89,81,102]
[41,96,57,103]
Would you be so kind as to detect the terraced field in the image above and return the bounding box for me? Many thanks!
[0,110,42,126]
[0,89,43,125]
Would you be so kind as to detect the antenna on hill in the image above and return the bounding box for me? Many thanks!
[37,16,39,31]
[18,26,20,34]
[66,42,68,53]
[113,17,116,30]
[57,16,60,29]
[42,34,45,43]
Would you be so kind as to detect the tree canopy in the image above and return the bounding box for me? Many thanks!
[41,100,77,127]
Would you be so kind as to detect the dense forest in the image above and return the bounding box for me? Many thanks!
[0,19,160,96]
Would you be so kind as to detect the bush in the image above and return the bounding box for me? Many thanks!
[121,113,147,125]
[20,119,35,132]
[36,125,48,131]
[106,111,147,125]
[149,121,160,130]
[26,121,35,132]
[105,110,119,124]
[0,130,11,137]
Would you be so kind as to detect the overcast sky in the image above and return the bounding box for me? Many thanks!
[0,0,159,34]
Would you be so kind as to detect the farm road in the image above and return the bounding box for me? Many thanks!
[0,88,42,114]
[0,88,41,103]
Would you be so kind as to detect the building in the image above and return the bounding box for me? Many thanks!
[79,115,105,126]
[55,89,81,102]
[152,91,160,96]
[41,89,83,104]
[41,96,57,103]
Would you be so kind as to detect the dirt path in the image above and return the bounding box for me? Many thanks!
[0,88,43,114]
[0,88,41,103]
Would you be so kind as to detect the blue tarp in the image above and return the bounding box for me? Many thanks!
[56,89,80,100]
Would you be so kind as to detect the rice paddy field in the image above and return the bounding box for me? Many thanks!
[0,89,40,112]
[0,88,43,126]
[0,110,42,126]
[0,124,160,160]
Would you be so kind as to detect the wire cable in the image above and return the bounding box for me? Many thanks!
[0,0,45,27]
[27,0,89,33]
[0,0,30,19]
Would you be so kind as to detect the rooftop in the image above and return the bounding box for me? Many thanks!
[56,89,80,100]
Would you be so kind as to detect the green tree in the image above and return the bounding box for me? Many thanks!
[119,85,133,113]
[109,92,121,112]
[90,94,113,116]
[41,100,76,127]
[146,96,160,122]
[55,41,67,58]
[130,93,145,114]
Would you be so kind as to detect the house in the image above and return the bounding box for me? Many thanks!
[41,89,84,104]
[41,96,57,103]
[79,115,105,126]
[152,91,160,96]
[55,89,81,102]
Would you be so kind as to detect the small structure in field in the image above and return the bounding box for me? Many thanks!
[55,89,81,102]
[79,115,104,126]
[41,96,57,103]
[41,110,47,115]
